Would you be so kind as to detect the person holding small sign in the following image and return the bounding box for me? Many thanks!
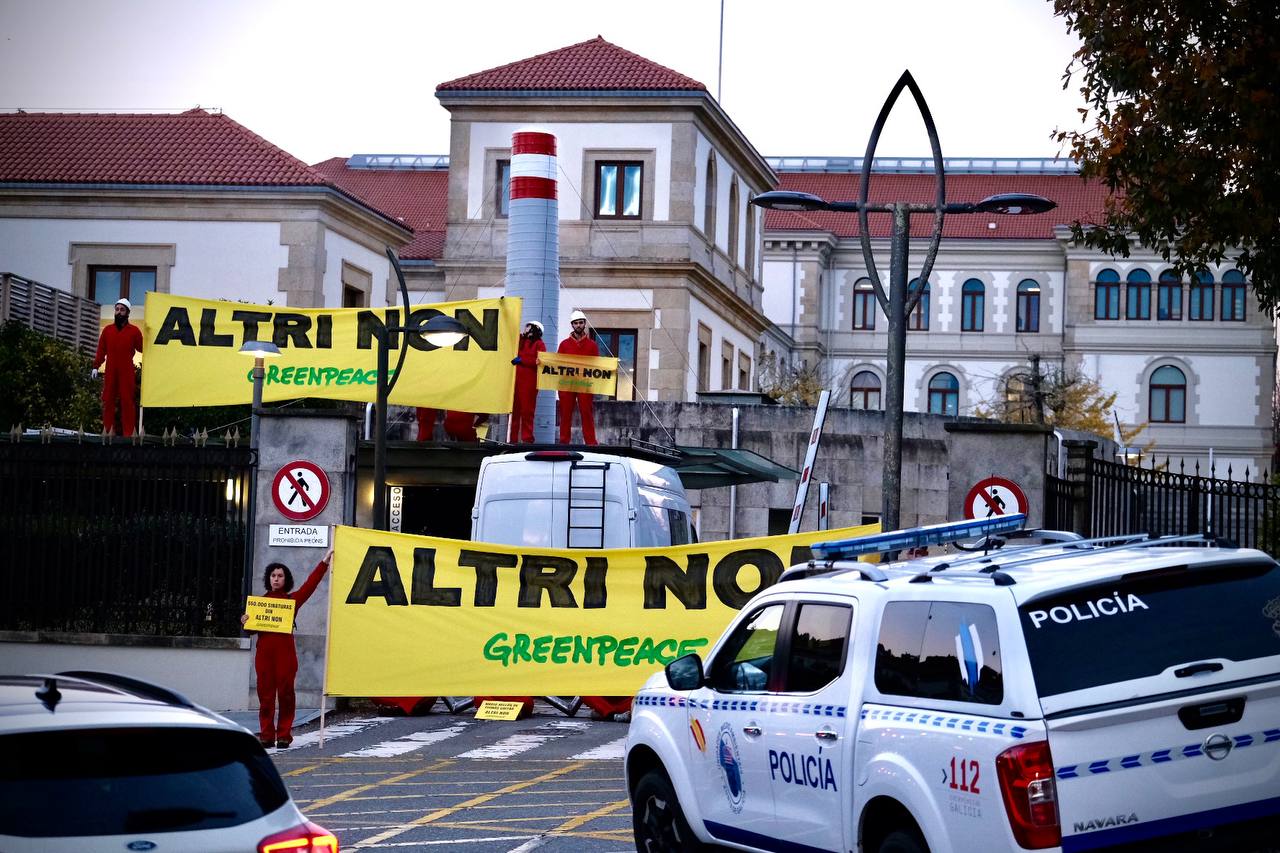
[241,549,332,748]
[557,310,599,445]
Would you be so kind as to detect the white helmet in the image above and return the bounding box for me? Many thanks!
[570,310,587,323]
[527,320,543,333]
[115,298,132,310]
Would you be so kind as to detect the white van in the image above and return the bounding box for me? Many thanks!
[470,450,695,549]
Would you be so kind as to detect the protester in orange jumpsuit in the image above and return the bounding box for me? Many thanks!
[557,310,599,445]
[92,298,143,436]
[509,321,545,443]
[415,407,439,441]
[443,410,487,441]
[240,550,331,748]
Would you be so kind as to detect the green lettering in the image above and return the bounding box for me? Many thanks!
[532,634,552,663]
[483,633,512,666]
[280,366,295,384]
[676,638,710,658]
[614,636,639,666]
[595,635,618,664]
[338,367,354,384]
[266,364,281,383]
[322,367,339,385]
[655,638,678,664]
[512,633,533,663]
[634,636,657,665]
[552,635,572,663]
[573,635,590,663]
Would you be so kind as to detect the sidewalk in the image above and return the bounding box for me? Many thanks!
[220,708,323,730]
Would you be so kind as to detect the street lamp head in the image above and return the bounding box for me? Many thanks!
[237,340,282,358]
[422,314,467,348]
[751,190,832,212]
[972,193,1056,215]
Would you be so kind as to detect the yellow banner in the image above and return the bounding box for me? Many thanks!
[245,595,295,634]
[139,293,521,411]
[536,352,619,396]
[326,521,879,696]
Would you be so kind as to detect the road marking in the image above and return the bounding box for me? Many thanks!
[273,716,388,752]
[307,758,455,811]
[455,720,589,759]
[551,798,631,833]
[341,722,473,757]
[351,762,586,848]
[363,837,537,847]
[570,736,627,760]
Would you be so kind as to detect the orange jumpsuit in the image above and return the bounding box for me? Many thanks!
[509,336,545,443]
[556,333,599,445]
[93,322,143,436]
[254,557,329,743]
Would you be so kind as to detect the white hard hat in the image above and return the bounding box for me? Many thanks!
[115,298,132,310]
[570,310,587,322]
[528,320,543,333]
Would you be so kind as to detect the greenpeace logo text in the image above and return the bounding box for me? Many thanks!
[1028,593,1149,629]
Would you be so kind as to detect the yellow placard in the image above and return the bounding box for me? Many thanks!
[475,700,526,720]
[139,293,521,412]
[325,521,880,696]
[245,595,296,634]
[536,352,619,396]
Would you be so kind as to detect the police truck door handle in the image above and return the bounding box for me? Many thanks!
[815,729,838,742]
[742,724,762,737]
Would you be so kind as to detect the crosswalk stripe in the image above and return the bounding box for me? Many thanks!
[455,720,590,759]
[569,736,628,760]
[341,722,473,758]
[274,716,387,752]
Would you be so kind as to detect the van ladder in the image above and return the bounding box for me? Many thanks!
[567,460,609,548]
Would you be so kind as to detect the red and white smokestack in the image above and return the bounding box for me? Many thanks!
[504,129,560,443]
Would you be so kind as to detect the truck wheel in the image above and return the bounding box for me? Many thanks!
[878,828,928,853]
[632,770,704,853]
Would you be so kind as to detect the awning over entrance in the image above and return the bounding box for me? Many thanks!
[671,446,798,490]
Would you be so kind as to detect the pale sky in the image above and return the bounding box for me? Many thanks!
[0,0,1084,166]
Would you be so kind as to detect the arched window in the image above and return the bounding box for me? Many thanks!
[1222,269,1246,321]
[1149,365,1187,423]
[961,279,985,332]
[850,371,881,410]
[744,193,756,278]
[703,152,717,239]
[727,178,740,265]
[1126,269,1152,320]
[927,372,959,416]
[853,277,876,330]
[908,279,930,331]
[1157,270,1182,320]
[1094,268,1120,319]
[1016,279,1040,332]
[1190,270,1214,321]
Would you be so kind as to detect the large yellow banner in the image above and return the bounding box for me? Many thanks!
[139,293,521,412]
[326,521,879,696]
[536,352,619,396]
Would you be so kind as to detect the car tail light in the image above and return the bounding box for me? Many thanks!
[258,820,339,853]
[996,741,1061,849]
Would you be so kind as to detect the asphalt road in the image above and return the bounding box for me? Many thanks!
[270,708,635,852]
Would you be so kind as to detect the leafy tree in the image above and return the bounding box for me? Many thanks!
[1053,0,1280,314]
[973,356,1122,438]
[0,321,99,429]
[757,352,826,405]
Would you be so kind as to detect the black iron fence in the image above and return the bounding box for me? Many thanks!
[0,440,252,636]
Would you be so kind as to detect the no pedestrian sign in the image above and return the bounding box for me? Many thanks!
[271,460,331,522]
[964,476,1027,520]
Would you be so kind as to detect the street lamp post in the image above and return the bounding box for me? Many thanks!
[237,340,282,600]
[753,71,1056,532]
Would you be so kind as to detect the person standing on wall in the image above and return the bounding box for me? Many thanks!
[509,321,545,443]
[92,297,143,437]
[557,310,599,445]
[240,549,332,749]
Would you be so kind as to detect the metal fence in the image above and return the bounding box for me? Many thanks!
[0,441,253,636]
[1,273,101,354]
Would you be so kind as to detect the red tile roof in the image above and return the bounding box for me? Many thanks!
[766,172,1110,240]
[313,158,447,260]
[437,36,706,92]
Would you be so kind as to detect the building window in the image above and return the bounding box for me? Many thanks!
[1221,270,1246,321]
[727,178,740,264]
[1126,269,1152,320]
[721,340,734,391]
[595,161,642,219]
[927,372,959,416]
[738,351,751,391]
[1016,279,1040,332]
[703,152,717,238]
[961,278,984,332]
[496,159,511,218]
[697,323,711,392]
[744,194,756,278]
[1189,270,1215,320]
[89,267,157,306]
[342,285,366,307]
[1157,270,1182,320]
[851,371,881,410]
[908,279,930,331]
[1149,365,1186,423]
[1094,268,1120,319]
[853,277,876,330]
[592,328,638,401]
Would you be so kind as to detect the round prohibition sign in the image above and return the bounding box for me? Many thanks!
[271,460,331,522]
[964,476,1027,520]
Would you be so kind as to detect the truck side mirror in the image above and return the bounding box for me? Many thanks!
[665,653,705,691]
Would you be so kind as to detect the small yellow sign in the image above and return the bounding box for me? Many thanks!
[475,700,526,721]
[245,596,296,634]
[536,352,619,396]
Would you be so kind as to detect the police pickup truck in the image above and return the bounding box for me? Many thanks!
[624,515,1280,852]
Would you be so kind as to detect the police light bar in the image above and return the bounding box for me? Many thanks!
[811,514,1028,560]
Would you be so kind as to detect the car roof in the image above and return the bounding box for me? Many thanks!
[0,674,238,735]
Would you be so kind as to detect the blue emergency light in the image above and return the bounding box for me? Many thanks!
[811,514,1027,561]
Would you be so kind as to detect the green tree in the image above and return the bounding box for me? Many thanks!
[0,321,99,429]
[1053,0,1280,314]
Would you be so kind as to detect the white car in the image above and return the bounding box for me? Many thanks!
[625,515,1280,852]
[0,671,337,852]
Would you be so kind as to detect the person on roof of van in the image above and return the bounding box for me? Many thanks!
[557,310,598,445]
[415,407,438,441]
[509,320,545,443]
[444,410,487,442]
